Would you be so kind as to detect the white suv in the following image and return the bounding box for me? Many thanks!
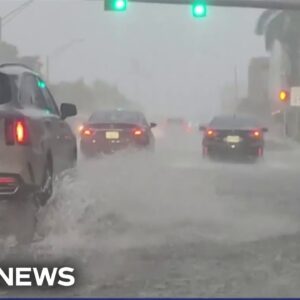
[0,64,77,242]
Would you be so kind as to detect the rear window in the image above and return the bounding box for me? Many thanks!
[0,73,12,104]
[89,111,142,124]
[210,115,260,129]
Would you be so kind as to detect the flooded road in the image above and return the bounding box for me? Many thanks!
[2,133,300,297]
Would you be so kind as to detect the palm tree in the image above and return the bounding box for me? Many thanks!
[256,11,300,139]
[256,10,300,86]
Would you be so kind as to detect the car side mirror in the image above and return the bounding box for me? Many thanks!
[262,127,268,133]
[199,125,206,131]
[61,103,77,120]
[150,122,157,128]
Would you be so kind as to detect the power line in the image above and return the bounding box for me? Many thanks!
[2,0,34,25]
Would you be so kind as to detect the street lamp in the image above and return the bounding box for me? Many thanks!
[0,0,34,42]
[46,38,84,82]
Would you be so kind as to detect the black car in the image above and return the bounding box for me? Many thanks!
[80,109,156,156]
[200,115,268,160]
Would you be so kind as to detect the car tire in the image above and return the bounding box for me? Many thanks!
[70,147,77,168]
[38,162,53,207]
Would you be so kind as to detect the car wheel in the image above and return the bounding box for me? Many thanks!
[38,162,53,207]
[7,196,37,245]
[70,148,77,168]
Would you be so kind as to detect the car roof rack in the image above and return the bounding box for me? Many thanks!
[0,63,35,71]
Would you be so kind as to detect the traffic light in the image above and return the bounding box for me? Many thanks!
[37,80,46,89]
[104,0,127,11]
[192,0,207,18]
[279,89,289,102]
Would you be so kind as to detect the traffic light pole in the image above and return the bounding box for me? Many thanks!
[129,0,300,10]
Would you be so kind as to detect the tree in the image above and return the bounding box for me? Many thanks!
[256,11,300,86]
[0,41,42,72]
[0,41,18,64]
[50,79,135,113]
[0,41,136,112]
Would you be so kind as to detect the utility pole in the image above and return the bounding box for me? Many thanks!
[46,38,84,82]
[0,0,34,42]
[234,66,239,103]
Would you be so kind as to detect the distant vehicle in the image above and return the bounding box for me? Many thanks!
[164,117,193,134]
[200,114,268,161]
[66,113,89,136]
[0,63,77,242]
[80,109,156,156]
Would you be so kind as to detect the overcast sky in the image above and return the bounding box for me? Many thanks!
[0,0,266,120]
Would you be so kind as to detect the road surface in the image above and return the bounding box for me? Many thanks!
[2,133,300,297]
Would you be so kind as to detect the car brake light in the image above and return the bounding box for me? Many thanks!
[250,130,262,139]
[16,121,25,143]
[206,129,218,137]
[82,128,93,136]
[133,128,143,136]
[15,120,29,145]
[5,118,29,145]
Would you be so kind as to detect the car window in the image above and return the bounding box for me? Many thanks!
[19,74,48,110]
[89,111,141,124]
[210,116,259,129]
[0,72,12,104]
[38,78,60,116]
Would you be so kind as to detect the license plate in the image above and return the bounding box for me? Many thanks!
[105,131,119,139]
[225,135,241,143]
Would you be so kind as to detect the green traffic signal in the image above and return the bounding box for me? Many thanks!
[115,0,126,10]
[37,80,46,89]
[104,0,127,11]
[192,0,207,18]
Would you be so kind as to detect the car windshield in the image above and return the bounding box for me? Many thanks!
[1,0,300,298]
[0,73,11,104]
[210,115,261,129]
[89,111,142,124]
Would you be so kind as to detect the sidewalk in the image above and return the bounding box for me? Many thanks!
[265,123,300,151]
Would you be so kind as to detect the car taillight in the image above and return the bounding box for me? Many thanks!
[250,130,262,139]
[205,129,218,138]
[133,128,144,136]
[0,177,17,184]
[5,118,30,145]
[81,128,93,137]
[16,120,27,144]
